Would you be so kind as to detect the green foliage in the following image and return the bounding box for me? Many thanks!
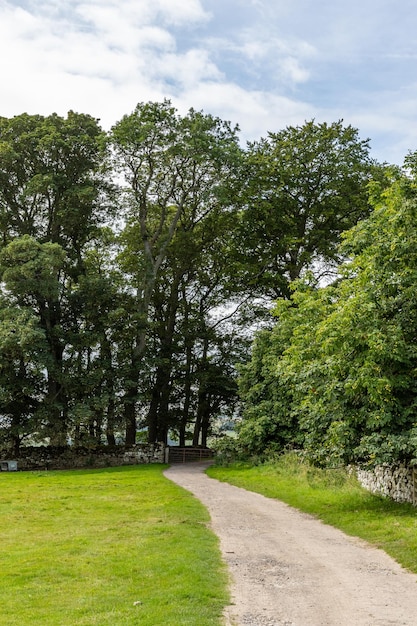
[237,321,302,455]
[236,160,417,467]
[2,103,417,464]
[0,235,66,305]
[0,111,107,253]
[0,300,47,449]
[0,111,111,446]
[237,119,375,297]
[111,100,243,443]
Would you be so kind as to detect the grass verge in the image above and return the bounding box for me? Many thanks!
[207,453,417,574]
[0,464,228,626]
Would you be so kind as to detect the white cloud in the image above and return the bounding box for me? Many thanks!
[279,57,309,84]
[0,0,210,124]
[346,85,417,165]
[176,82,316,141]
[200,31,316,91]
[150,0,211,26]
[152,49,223,90]
[74,0,210,32]
[0,0,416,164]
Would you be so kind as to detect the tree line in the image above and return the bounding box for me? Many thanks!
[0,101,388,456]
[237,160,417,467]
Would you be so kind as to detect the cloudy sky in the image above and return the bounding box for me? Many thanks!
[1,0,416,164]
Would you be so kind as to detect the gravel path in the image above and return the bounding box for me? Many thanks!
[164,462,417,626]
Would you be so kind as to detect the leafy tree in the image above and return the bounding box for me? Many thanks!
[164,207,249,447]
[62,232,125,445]
[237,305,303,456]
[0,112,110,443]
[112,100,242,443]
[237,120,376,298]
[238,163,417,467]
[317,173,417,466]
[0,300,46,453]
[0,236,66,443]
[234,121,391,462]
[1,105,408,460]
[0,111,108,256]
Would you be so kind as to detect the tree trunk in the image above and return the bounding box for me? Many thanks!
[124,401,137,445]
[147,360,172,444]
[124,374,138,445]
[147,276,180,443]
[193,335,209,447]
[39,299,67,444]
[147,384,161,443]
[179,296,194,447]
[100,334,116,446]
[106,392,116,446]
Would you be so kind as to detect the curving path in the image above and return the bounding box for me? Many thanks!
[165,462,417,626]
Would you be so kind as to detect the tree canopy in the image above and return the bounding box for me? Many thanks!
[236,166,417,467]
[235,120,377,299]
[2,103,412,468]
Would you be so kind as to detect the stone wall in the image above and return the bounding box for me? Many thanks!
[356,464,416,505]
[0,443,166,471]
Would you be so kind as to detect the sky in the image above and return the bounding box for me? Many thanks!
[1,0,416,165]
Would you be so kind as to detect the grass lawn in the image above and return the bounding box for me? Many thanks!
[207,453,417,575]
[0,464,229,626]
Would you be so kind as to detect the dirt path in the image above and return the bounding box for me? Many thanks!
[164,462,417,626]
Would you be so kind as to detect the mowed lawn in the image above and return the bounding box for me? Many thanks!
[0,465,229,626]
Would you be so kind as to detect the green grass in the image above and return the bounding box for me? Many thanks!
[207,453,417,574]
[0,465,229,626]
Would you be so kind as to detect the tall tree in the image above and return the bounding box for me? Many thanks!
[238,120,376,298]
[0,111,108,254]
[0,236,66,442]
[112,100,241,443]
[62,231,124,445]
[237,163,417,467]
[145,198,245,445]
[0,112,109,443]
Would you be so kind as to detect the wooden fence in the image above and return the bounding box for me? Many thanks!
[167,447,215,464]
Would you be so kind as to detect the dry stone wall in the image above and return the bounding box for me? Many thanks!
[0,443,166,471]
[356,464,416,505]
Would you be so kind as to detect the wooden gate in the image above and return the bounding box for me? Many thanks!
[167,447,214,464]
